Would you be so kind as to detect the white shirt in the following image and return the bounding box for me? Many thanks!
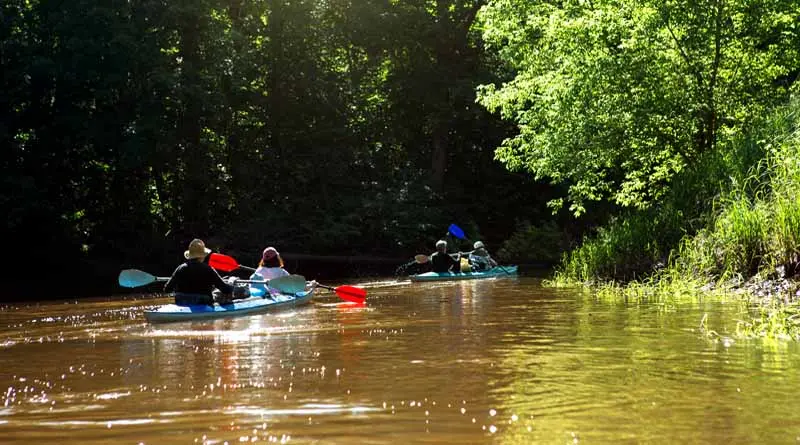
[254,266,290,280]
[249,267,290,296]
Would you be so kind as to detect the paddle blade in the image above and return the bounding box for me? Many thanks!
[414,254,429,264]
[208,253,240,272]
[334,285,366,304]
[448,224,466,240]
[119,269,158,288]
[269,274,308,294]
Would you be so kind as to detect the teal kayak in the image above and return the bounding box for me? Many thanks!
[144,289,314,323]
[409,265,518,282]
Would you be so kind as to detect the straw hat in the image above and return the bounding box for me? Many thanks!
[184,239,211,260]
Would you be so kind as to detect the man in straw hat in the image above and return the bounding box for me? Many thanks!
[164,239,235,305]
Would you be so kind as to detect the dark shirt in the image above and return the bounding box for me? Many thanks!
[430,251,459,273]
[164,259,233,298]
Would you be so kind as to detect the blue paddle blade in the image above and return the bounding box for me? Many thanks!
[448,224,466,240]
[268,274,308,294]
[119,269,158,288]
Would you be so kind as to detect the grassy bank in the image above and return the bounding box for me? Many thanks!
[546,98,800,340]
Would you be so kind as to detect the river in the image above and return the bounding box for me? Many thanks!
[1,276,799,444]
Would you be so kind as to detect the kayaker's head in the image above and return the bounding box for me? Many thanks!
[435,240,447,253]
[184,239,211,260]
[259,246,285,268]
[473,241,487,255]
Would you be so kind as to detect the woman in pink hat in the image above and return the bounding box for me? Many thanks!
[249,247,293,298]
[254,247,289,280]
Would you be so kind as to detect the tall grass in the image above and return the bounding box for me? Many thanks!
[674,101,800,281]
[547,98,800,338]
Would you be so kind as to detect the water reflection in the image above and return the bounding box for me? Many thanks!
[0,277,800,443]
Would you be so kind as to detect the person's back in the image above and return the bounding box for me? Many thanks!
[430,240,459,273]
[165,260,228,295]
[468,241,497,271]
[164,239,233,305]
[468,252,491,271]
[254,266,289,280]
[250,246,292,297]
[430,251,455,273]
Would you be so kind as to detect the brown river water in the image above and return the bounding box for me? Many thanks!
[1,276,800,444]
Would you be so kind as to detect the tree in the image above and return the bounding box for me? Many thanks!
[477,0,800,216]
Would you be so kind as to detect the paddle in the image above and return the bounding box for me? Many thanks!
[447,224,511,275]
[448,223,466,241]
[209,253,255,272]
[118,268,306,294]
[209,253,367,303]
[119,269,169,288]
[243,274,308,294]
[314,284,366,304]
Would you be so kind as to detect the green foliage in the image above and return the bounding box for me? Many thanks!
[550,98,800,339]
[477,0,800,215]
[2,0,559,299]
[737,302,800,341]
[496,221,570,264]
[674,98,800,279]
[551,205,684,284]
[551,96,800,284]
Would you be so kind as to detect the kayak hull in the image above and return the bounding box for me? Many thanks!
[409,265,518,282]
[144,289,314,323]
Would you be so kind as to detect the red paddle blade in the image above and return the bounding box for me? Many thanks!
[208,253,240,272]
[335,285,367,304]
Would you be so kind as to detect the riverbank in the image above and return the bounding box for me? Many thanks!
[545,98,800,340]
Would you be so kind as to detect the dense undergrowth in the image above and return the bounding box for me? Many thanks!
[546,98,800,340]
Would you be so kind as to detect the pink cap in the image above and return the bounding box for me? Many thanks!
[262,247,279,262]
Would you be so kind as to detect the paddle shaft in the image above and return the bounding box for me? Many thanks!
[235,278,290,284]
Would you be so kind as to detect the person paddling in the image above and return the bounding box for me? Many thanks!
[468,241,498,271]
[395,254,433,276]
[164,239,235,305]
[250,246,317,297]
[430,240,460,273]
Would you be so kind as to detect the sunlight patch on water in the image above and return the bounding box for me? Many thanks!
[35,418,169,427]
[353,279,406,288]
[137,328,290,342]
[94,391,131,400]
[227,404,380,416]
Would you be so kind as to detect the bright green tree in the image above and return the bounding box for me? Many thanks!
[477,0,800,216]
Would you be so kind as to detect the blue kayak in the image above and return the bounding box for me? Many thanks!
[409,265,518,282]
[144,289,314,323]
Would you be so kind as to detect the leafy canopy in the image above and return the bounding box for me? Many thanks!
[477,0,800,215]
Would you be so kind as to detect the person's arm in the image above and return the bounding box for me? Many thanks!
[164,265,182,292]
[208,265,234,293]
[448,253,459,271]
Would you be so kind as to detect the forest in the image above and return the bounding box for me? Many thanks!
[3,0,799,305]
